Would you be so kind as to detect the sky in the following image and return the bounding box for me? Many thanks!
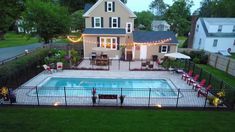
[126,0,202,13]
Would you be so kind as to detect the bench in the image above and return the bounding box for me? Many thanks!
[98,94,118,103]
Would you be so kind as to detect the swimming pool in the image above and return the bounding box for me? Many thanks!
[29,77,178,97]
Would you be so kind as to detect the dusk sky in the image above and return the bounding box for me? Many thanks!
[126,0,202,13]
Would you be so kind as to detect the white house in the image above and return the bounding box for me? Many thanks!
[192,18,235,53]
[151,20,170,31]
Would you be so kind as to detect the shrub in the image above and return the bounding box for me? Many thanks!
[193,57,200,64]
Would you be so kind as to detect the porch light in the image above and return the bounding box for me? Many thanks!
[156,104,162,108]
[67,35,83,43]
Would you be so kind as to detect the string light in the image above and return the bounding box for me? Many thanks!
[67,35,83,43]
[67,34,172,46]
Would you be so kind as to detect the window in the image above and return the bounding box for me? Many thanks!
[161,45,168,53]
[233,40,235,46]
[94,17,101,28]
[107,2,113,12]
[196,25,199,32]
[213,39,218,47]
[233,25,235,32]
[112,17,118,28]
[126,22,132,33]
[218,25,222,32]
[100,37,117,50]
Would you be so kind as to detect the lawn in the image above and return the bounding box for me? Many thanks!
[198,64,235,87]
[230,54,235,59]
[0,32,38,48]
[0,108,235,132]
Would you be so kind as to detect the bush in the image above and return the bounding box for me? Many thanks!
[193,57,200,64]
[0,48,50,88]
[184,50,208,64]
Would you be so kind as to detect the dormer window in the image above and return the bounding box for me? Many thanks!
[107,2,113,12]
[218,25,222,32]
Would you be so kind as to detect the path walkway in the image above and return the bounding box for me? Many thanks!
[0,43,42,61]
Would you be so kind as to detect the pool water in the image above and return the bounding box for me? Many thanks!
[32,78,177,97]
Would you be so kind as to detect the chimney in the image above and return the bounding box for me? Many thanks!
[188,11,199,48]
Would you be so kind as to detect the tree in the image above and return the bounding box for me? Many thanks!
[149,0,167,16]
[199,0,235,17]
[134,11,154,31]
[23,0,71,43]
[59,0,97,13]
[164,0,193,36]
[0,0,24,40]
[71,10,85,32]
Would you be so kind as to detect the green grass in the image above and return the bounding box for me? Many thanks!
[198,64,235,87]
[177,36,187,48]
[230,54,235,59]
[0,108,235,132]
[0,32,38,48]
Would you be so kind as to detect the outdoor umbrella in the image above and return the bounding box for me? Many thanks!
[164,52,191,60]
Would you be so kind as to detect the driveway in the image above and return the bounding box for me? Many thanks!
[0,43,42,62]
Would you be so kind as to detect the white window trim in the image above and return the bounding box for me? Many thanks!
[94,17,101,28]
[161,45,168,53]
[112,17,118,28]
[218,25,222,32]
[126,22,132,33]
[107,2,113,12]
[213,39,218,47]
[100,37,117,50]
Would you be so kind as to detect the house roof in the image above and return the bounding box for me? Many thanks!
[133,31,178,44]
[200,18,235,38]
[152,20,170,26]
[83,0,136,18]
[84,3,94,13]
[83,28,126,35]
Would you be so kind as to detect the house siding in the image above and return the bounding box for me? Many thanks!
[85,0,134,30]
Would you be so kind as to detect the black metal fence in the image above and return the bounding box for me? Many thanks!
[2,86,229,109]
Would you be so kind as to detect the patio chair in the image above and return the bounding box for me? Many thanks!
[43,64,53,74]
[197,84,212,97]
[141,62,147,69]
[187,74,199,85]
[56,62,63,71]
[182,70,193,81]
[192,79,206,91]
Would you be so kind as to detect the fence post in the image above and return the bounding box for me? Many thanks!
[118,59,120,70]
[108,59,110,70]
[148,88,151,107]
[176,89,180,108]
[184,60,187,70]
[203,91,209,109]
[199,68,203,80]
[188,61,191,71]
[192,63,196,76]
[208,74,212,85]
[220,81,224,90]
[121,88,123,107]
[225,59,231,73]
[64,87,67,107]
[214,55,219,68]
[129,60,131,71]
[35,86,40,106]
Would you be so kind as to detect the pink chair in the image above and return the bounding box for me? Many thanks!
[198,85,212,97]
[187,74,199,85]
[182,70,193,81]
[192,79,206,91]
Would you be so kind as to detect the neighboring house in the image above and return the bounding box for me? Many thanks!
[16,19,37,34]
[82,0,178,60]
[192,18,235,53]
[151,20,170,31]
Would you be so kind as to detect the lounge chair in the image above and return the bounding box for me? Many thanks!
[187,74,199,85]
[197,85,212,97]
[56,62,63,71]
[182,70,193,81]
[43,64,52,74]
[192,79,206,91]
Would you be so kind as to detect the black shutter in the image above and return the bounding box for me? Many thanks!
[109,17,112,27]
[101,17,103,27]
[92,17,94,27]
[159,46,162,53]
[113,2,115,12]
[168,46,170,53]
[117,37,120,50]
[105,2,107,12]
[97,37,100,47]
[118,17,121,28]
